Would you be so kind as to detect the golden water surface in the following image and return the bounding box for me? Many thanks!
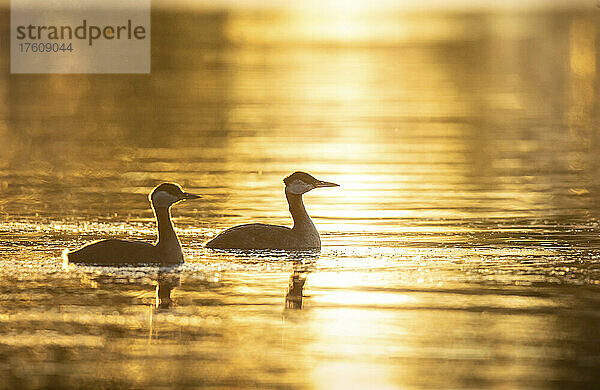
[1,8,600,389]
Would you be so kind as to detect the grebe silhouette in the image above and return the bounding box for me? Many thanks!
[64,183,200,265]
[205,172,338,250]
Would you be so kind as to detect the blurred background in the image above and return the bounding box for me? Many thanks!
[1,0,600,389]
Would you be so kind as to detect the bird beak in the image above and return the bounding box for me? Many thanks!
[314,180,340,188]
[182,192,202,200]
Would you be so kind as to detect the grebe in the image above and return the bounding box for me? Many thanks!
[205,172,339,250]
[64,183,200,265]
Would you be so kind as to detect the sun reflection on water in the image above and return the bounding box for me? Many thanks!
[0,4,600,390]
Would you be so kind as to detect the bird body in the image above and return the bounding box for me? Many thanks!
[64,183,200,265]
[65,239,156,264]
[205,222,319,250]
[205,172,338,250]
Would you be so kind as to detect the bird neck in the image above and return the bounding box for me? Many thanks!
[286,190,315,231]
[153,206,181,250]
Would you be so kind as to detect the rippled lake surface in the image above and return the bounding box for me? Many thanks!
[1,8,600,389]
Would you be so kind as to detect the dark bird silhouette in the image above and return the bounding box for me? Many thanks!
[205,172,339,250]
[64,183,200,265]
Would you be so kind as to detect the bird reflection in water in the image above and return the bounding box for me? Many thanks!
[285,272,306,309]
[205,248,318,311]
[154,272,181,310]
[284,251,318,310]
[148,272,181,342]
[72,265,182,310]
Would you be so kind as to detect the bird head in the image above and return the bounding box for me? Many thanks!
[149,183,201,208]
[283,172,339,195]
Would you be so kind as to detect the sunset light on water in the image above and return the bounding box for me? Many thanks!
[1,0,600,388]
